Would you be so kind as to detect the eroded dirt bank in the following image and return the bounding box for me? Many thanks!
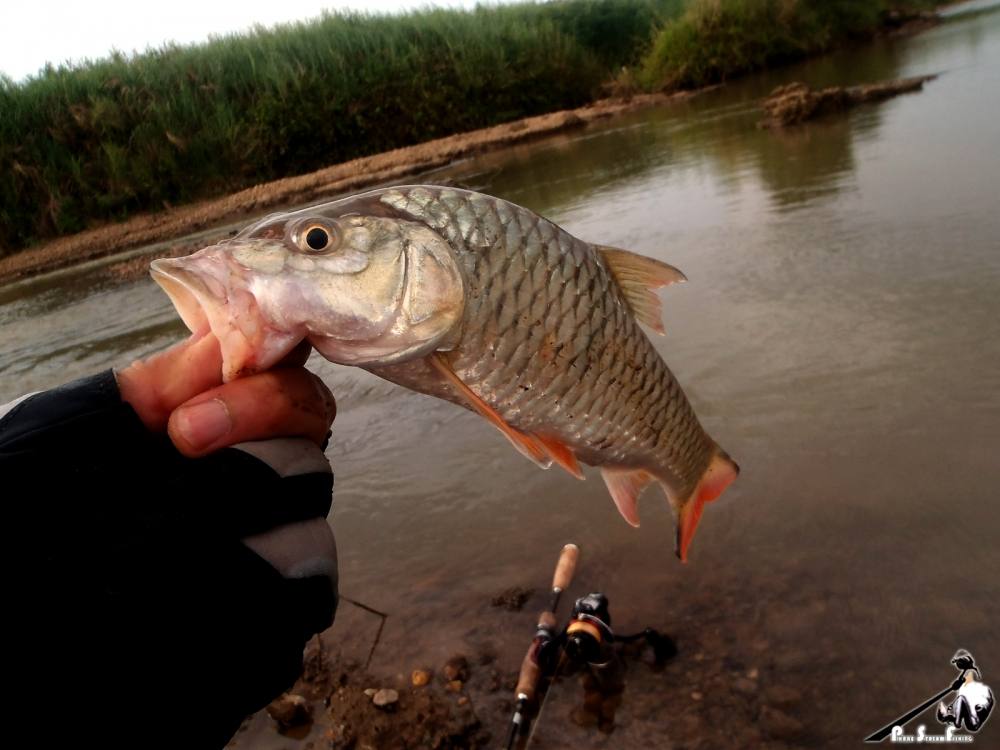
[0,91,705,286]
[758,75,938,128]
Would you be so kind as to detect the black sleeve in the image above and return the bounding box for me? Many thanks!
[2,371,337,749]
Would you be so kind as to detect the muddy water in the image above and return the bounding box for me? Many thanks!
[3,3,1000,747]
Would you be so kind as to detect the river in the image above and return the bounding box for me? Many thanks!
[2,3,998,747]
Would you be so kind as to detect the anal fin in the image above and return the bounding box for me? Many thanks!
[429,353,551,469]
[600,467,655,527]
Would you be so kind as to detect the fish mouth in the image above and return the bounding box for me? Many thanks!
[151,254,303,381]
[150,258,217,335]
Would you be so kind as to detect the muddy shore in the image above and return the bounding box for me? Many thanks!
[226,580,839,750]
[0,90,709,286]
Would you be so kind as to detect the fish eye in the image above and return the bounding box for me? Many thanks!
[294,220,340,254]
[306,226,330,251]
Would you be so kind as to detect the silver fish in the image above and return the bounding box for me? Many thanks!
[151,186,738,560]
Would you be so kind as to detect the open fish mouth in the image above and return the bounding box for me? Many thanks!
[151,255,303,381]
[150,258,220,335]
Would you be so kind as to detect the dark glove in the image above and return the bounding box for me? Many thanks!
[2,371,337,749]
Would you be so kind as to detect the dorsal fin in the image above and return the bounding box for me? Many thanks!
[597,246,686,335]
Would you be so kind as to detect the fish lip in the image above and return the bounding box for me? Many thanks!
[150,257,219,335]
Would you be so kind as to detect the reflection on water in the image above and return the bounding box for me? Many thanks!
[2,4,999,747]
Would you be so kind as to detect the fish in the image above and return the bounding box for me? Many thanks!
[151,185,738,561]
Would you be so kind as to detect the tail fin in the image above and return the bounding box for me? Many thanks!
[668,449,739,563]
[599,449,739,562]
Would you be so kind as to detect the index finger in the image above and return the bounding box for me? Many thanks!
[117,332,224,431]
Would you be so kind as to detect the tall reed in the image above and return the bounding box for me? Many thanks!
[0,1,681,255]
[640,0,939,90]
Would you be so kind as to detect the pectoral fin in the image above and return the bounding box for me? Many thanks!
[597,246,686,335]
[536,434,585,480]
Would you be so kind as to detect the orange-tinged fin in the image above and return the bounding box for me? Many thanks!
[600,467,655,527]
[675,450,740,563]
[428,353,551,469]
[597,246,687,336]
[535,434,585,480]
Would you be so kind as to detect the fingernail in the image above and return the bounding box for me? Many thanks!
[174,398,231,450]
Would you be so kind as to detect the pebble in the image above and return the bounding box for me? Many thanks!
[363,688,377,697]
[457,696,469,706]
[760,706,804,740]
[747,668,760,680]
[266,693,311,729]
[690,691,703,701]
[732,677,758,696]
[486,669,502,693]
[372,688,399,708]
[763,685,802,710]
[411,669,431,687]
[443,655,469,682]
[446,680,463,693]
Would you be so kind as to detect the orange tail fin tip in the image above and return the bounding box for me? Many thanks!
[677,451,740,563]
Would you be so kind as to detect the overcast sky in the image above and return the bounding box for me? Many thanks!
[1,0,496,83]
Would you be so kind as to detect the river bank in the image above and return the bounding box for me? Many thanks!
[0,90,705,285]
[1,0,942,264]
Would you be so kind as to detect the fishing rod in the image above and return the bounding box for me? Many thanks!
[503,543,579,750]
[504,549,679,749]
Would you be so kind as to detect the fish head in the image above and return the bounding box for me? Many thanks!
[151,204,465,380]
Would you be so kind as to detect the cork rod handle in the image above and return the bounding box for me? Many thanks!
[551,543,579,592]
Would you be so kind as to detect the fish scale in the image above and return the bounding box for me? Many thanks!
[378,186,713,496]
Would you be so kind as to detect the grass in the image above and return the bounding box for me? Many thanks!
[0,0,938,257]
[639,0,940,90]
[0,0,682,256]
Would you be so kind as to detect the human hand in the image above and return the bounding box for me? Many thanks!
[117,331,336,456]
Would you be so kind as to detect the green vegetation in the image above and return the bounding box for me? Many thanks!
[0,0,937,257]
[640,0,939,90]
[0,0,682,255]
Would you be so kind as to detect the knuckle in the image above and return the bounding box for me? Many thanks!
[309,372,337,423]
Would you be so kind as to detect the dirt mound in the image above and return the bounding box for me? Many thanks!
[759,75,937,129]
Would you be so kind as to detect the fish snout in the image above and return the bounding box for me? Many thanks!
[150,256,227,335]
[151,253,303,381]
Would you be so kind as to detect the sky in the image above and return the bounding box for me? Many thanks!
[1,0,493,83]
